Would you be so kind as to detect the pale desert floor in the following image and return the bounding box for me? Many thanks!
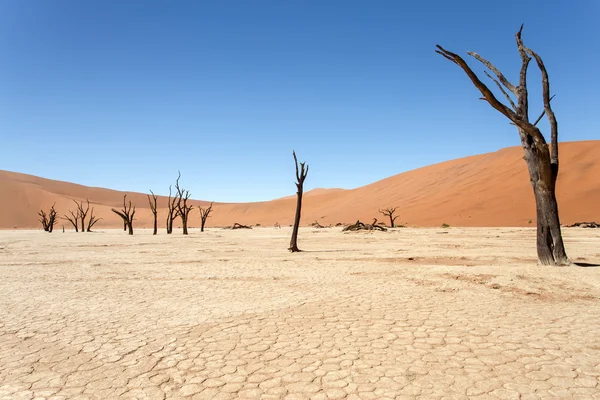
[1,227,600,400]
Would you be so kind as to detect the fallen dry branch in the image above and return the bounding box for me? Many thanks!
[310,220,326,228]
[230,223,252,230]
[342,219,388,232]
[568,222,600,228]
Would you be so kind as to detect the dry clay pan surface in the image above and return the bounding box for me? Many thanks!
[1,227,599,399]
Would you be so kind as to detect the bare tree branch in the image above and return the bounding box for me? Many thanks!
[467,51,518,95]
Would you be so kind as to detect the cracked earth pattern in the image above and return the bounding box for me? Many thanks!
[1,227,599,399]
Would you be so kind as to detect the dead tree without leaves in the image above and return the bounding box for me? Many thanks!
[199,202,213,232]
[379,207,399,228]
[148,190,158,235]
[166,184,179,234]
[231,222,252,229]
[86,207,101,232]
[63,209,80,232]
[436,26,569,266]
[289,151,309,252]
[38,204,58,232]
[112,194,136,235]
[174,171,193,235]
[73,200,91,233]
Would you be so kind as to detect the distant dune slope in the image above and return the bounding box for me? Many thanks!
[1,141,599,229]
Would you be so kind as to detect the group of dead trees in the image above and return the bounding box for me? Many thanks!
[38,200,101,233]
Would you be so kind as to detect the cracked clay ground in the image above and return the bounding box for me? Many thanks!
[1,227,600,400]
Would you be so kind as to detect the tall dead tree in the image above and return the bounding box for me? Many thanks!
[148,190,158,235]
[199,202,213,232]
[379,207,399,228]
[86,208,101,232]
[289,151,309,252]
[436,26,569,265]
[112,194,135,235]
[38,204,58,232]
[63,209,80,232]
[74,199,91,233]
[166,184,179,234]
[174,171,193,235]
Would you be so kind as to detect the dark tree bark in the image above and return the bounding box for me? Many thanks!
[166,184,179,234]
[111,194,136,235]
[148,190,158,235]
[63,209,80,232]
[289,151,309,252]
[86,208,101,232]
[199,202,213,232]
[174,171,193,235]
[436,26,569,266]
[38,203,58,232]
[74,199,91,233]
[379,207,399,228]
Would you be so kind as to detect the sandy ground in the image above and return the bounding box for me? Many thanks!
[1,227,599,400]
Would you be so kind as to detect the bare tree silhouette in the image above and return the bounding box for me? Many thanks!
[289,151,309,252]
[379,207,399,228]
[436,26,569,265]
[112,194,136,235]
[174,171,193,235]
[199,202,213,232]
[148,190,158,235]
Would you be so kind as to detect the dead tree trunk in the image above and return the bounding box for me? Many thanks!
[199,202,213,232]
[111,194,135,235]
[148,190,158,235]
[63,209,80,232]
[87,208,101,232]
[289,151,309,252]
[38,204,58,232]
[74,199,91,233]
[166,184,178,234]
[379,207,399,228]
[174,171,193,235]
[436,26,569,266]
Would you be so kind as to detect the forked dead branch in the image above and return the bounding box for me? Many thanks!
[199,202,213,232]
[342,219,388,232]
[436,25,569,266]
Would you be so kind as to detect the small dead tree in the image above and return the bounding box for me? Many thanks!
[38,204,58,232]
[63,209,80,232]
[166,184,179,234]
[289,151,309,252]
[112,194,135,235]
[199,202,213,232]
[148,190,158,235]
[86,208,101,232]
[379,207,399,228]
[174,171,193,235]
[343,219,388,232]
[74,199,91,233]
[436,26,569,266]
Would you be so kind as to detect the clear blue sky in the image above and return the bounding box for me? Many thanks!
[1,1,598,202]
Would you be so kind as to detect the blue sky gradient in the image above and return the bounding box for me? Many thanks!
[1,1,598,202]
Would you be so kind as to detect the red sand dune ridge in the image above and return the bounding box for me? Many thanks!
[1,141,598,229]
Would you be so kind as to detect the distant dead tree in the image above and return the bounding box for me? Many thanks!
[166,184,179,234]
[174,171,193,235]
[289,151,309,252]
[199,202,213,232]
[148,190,158,235]
[436,26,569,265]
[63,209,80,232]
[38,204,58,232]
[379,207,399,228]
[86,207,101,232]
[112,194,135,235]
[73,199,91,233]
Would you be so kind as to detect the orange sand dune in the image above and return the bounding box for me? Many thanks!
[1,141,599,229]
